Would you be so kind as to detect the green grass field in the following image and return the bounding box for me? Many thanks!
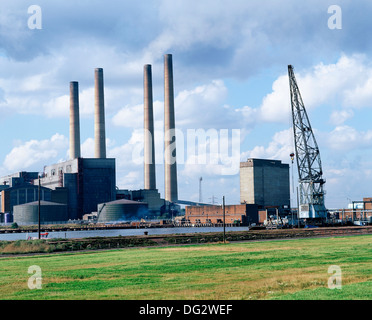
[0,235,371,300]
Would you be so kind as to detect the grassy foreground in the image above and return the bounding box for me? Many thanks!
[0,235,371,300]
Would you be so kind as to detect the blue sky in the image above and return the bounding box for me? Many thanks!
[1,0,372,209]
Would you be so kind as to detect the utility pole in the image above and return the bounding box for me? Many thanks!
[222,196,226,244]
[38,175,41,240]
[199,177,202,203]
[296,186,300,228]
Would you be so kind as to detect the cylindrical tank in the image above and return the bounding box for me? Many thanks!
[97,199,148,222]
[13,201,68,225]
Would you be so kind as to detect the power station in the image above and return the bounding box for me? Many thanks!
[0,54,181,225]
[0,60,371,227]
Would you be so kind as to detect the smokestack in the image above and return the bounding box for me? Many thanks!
[94,68,106,159]
[164,54,178,202]
[144,64,156,190]
[69,81,81,159]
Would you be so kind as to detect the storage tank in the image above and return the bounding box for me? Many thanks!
[13,201,68,225]
[97,199,148,222]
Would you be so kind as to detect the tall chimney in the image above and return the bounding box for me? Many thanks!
[144,64,156,190]
[69,81,81,159]
[94,68,106,159]
[164,54,178,202]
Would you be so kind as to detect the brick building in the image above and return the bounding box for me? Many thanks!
[185,204,259,225]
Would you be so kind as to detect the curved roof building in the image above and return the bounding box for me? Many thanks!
[13,200,68,225]
[97,199,148,222]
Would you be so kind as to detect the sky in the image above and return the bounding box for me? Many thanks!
[1,0,372,209]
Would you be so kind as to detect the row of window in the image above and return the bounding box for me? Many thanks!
[45,165,72,178]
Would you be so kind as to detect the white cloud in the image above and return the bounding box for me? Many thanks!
[326,125,372,151]
[323,160,372,209]
[329,109,354,126]
[3,133,68,172]
[112,79,249,133]
[80,138,95,158]
[175,80,236,129]
[112,103,143,128]
[256,54,372,124]
[241,129,293,162]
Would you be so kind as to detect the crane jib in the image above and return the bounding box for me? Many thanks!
[288,65,327,219]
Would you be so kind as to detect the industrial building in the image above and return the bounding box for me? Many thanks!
[1,183,52,214]
[13,200,68,225]
[97,199,149,223]
[185,204,259,225]
[184,158,291,226]
[328,197,372,224]
[1,56,370,227]
[0,171,39,187]
[36,68,116,221]
[0,172,54,224]
[0,54,183,225]
[116,189,165,217]
[112,54,180,218]
[39,158,116,220]
[240,158,290,208]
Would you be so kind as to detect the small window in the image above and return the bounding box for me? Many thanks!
[51,169,56,176]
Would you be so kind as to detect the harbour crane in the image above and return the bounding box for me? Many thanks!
[288,65,327,220]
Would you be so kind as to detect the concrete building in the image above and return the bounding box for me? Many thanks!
[39,158,116,220]
[185,204,259,225]
[240,158,290,208]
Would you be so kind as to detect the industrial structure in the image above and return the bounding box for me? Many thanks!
[144,64,156,191]
[69,81,81,159]
[39,158,116,220]
[0,178,52,216]
[97,199,149,223]
[185,204,259,225]
[288,65,327,220]
[0,54,184,225]
[240,158,290,208]
[184,158,291,226]
[13,201,68,225]
[164,54,178,203]
[1,57,370,227]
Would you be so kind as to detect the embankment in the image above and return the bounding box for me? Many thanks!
[1,226,371,256]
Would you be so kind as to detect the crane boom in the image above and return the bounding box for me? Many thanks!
[288,65,327,219]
